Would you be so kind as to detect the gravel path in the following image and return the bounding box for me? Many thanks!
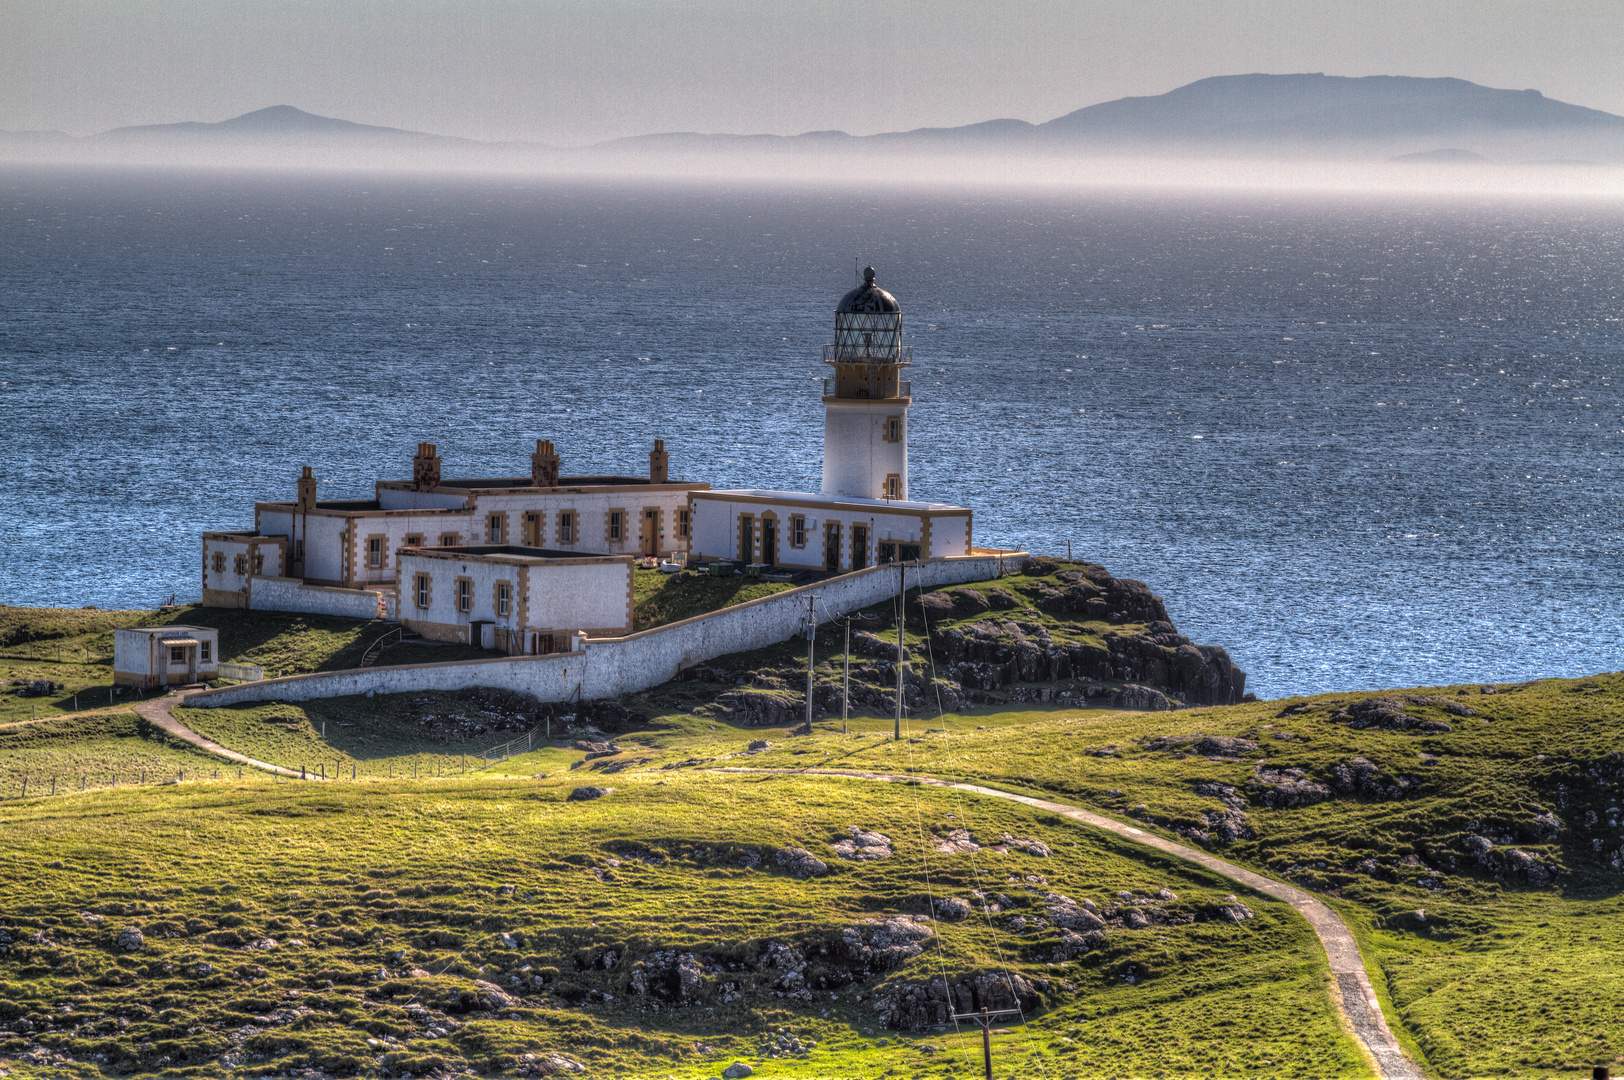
[132,691,304,778]
[712,766,1423,1080]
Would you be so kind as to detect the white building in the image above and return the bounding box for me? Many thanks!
[201,439,705,615]
[689,267,973,570]
[199,265,975,620]
[113,625,220,688]
[397,545,632,653]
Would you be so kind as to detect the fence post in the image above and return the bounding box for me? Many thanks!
[21,778,26,797]
[51,777,56,796]
[351,763,356,781]
[301,765,306,780]
[81,775,86,792]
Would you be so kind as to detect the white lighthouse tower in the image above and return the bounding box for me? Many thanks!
[821,266,911,501]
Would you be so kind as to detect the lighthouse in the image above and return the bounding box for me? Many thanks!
[821,266,910,501]
[684,265,971,571]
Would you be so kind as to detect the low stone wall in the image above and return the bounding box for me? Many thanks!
[248,577,394,621]
[191,553,1021,708]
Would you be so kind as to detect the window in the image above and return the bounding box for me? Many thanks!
[200,641,211,661]
[791,514,807,548]
[559,511,575,544]
[169,645,185,663]
[212,551,225,573]
[404,533,424,548]
[496,581,511,617]
[900,543,921,563]
[367,536,384,569]
[440,533,459,547]
[414,574,431,609]
[234,553,247,575]
[456,578,472,613]
[677,508,691,538]
[878,541,897,565]
[488,513,505,544]
[885,474,902,500]
[294,538,305,563]
[608,510,624,542]
[884,415,902,443]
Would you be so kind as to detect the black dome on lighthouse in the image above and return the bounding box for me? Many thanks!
[836,266,901,314]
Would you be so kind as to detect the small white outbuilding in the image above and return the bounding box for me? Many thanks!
[113,625,221,688]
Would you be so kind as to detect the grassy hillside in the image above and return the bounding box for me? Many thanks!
[0,773,1354,1079]
[723,674,1624,1078]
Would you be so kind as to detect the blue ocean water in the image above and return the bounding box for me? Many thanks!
[1,165,1620,698]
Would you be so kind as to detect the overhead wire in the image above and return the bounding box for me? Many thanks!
[912,568,1054,1080]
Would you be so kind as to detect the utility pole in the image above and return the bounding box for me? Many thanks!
[894,562,905,741]
[953,1007,1020,1080]
[842,615,851,735]
[803,592,821,733]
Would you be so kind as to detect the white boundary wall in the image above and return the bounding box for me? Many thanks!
[248,576,395,621]
[192,553,1021,708]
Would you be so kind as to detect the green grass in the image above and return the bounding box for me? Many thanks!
[0,772,1360,1079]
[631,568,796,632]
[0,711,256,796]
[171,693,588,779]
[723,674,1624,1079]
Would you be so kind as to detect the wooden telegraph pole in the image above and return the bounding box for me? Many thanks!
[894,562,905,741]
[803,592,821,733]
[953,1007,1021,1080]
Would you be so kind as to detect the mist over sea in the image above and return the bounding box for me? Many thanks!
[1,165,1619,697]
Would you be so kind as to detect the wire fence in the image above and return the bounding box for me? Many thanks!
[0,749,542,801]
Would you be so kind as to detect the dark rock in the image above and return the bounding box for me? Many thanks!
[722,1064,754,1079]
[1331,697,1453,734]
[1145,734,1259,756]
[567,786,611,801]
[116,926,145,952]
[772,847,828,877]
[933,897,971,921]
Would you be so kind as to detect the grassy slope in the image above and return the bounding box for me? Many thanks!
[725,674,1624,1079]
[0,711,251,792]
[630,568,795,632]
[0,774,1354,1079]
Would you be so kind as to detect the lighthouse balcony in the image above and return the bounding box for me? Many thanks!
[822,343,912,365]
[823,377,910,400]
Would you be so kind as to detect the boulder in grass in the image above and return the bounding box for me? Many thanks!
[116,926,145,952]
[773,847,828,878]
[722,1064,755,1079]
[567,786,611,801]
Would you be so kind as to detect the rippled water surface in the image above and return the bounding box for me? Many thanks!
[2,166,1620,697]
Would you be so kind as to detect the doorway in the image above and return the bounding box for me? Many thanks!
[739,515,754,563]
[761,518,777,566]
[824,522,841,572]
[642,508,660,556]
[851,525,868,571]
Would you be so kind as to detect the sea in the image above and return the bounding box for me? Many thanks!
[1,165,1620,699]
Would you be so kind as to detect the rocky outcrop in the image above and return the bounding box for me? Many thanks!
[871,971,1044,1032]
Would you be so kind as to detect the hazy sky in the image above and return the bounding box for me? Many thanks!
[3,1,1621,144]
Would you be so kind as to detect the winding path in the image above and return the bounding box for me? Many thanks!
[131,690,304,778]
[711,766,1423,1080]
[7,698,1420,1076]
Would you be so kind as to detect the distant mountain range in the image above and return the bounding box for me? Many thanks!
[6,75,1624,166]
[90,104,478,147]
[603,74,1624,160]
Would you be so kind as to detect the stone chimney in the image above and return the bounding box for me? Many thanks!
[649,438,669,484]
[412,442,441,490]
[296,466,317,512]
[531,439,560,488]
